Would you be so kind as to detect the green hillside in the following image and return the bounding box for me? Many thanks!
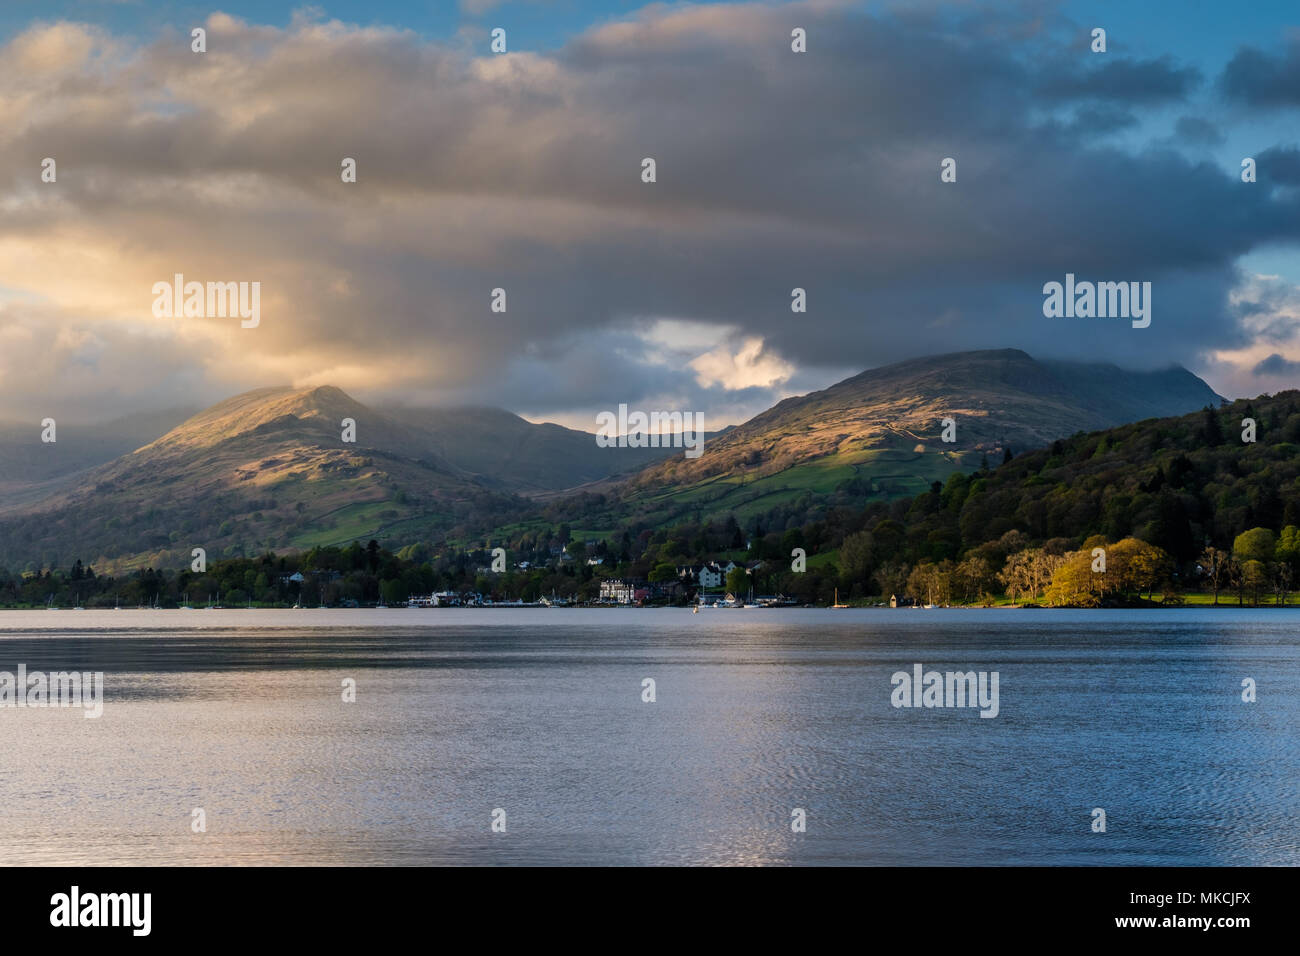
[528,349,1223,537]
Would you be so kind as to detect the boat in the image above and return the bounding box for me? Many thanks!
[831,588,850,609]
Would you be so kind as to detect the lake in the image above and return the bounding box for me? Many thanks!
[0,608,1295,865]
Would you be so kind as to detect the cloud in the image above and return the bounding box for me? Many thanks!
[0,3,1296,426]
[1221,37,1300,107]
[1174,116,1225,146]
[1037,56,1201,104]
[689,336,796,391]
[1255,146,1300,186]
[1207,275,1300,396]
[1252,353,1300,376]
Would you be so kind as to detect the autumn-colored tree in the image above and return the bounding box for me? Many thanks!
[998,548,1065,604]
[1108,538,1170,599]
[1044,550,1103,607]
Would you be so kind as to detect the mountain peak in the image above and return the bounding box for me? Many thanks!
[142,384,369,452]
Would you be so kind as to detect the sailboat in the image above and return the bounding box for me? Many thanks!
[831,588,849,609]
[45,594,57,610]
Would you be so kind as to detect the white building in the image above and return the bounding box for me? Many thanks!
[698,565,723,588]
[599,579,635,604]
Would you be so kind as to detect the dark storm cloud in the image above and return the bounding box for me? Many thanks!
[0,2,1297,424]
[1222,38,1300,107]
[1037,56,1201,104]
[1256,146,1300,185]
[1253,353,1300,377]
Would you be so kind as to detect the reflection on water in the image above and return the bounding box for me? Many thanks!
[0,608,1295,865]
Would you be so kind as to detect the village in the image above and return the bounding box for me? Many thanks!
[404,560,799,608]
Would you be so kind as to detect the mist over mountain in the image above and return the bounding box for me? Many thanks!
[0,407,197,500]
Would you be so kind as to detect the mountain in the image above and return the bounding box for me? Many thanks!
[540,349,1225,532]
[0,386,528,569]
[380,404,675,493]
[0,351,1226,569]
[0,387,688,568]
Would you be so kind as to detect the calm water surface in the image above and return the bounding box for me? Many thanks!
[0,608,1295,866]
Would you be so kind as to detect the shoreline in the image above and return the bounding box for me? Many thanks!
[1,602,1295,611]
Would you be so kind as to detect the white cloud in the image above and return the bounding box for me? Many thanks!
[690,336,795,391]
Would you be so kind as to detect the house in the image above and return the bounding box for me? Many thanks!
[699,565,723,588]
[599,578,650,604]
[599,579,636,604]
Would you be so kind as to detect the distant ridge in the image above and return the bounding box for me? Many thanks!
[571,349,1225,528]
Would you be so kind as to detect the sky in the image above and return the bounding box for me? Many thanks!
[0,0,1297,430]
